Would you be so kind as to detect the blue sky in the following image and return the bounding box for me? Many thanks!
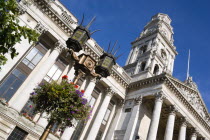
[60,0,210,111]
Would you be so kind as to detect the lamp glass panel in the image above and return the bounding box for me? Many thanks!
[72,29,84,41]
[101,56,113,69]
[79,34,88,45]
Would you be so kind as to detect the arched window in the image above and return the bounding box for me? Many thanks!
[153,64,159,75]
[140,62,146,71]
[141,45,147,54]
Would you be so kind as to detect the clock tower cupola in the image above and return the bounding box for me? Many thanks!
[124,13,178,81]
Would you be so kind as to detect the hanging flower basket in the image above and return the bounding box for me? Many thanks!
[30,75,91,129]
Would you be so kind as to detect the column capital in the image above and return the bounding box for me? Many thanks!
[190,128,198,138]
[54,40,65,53]
[154,91,166,102]
[168,105,178,115]
[118,99,125,107]
[134,96,143,105]
[35,22,48,34]
[89,76,98,83]
[179,117,187,127]
[106,87,116,98]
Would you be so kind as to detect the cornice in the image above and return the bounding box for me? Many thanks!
[32,0,74,36]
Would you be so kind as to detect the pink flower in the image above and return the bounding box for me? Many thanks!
[29,105,32,108]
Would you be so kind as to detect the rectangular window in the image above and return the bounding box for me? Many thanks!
[7,127,28,140]
[0,44,47,102]
[22,47,44,69]
[0,69,26,101]
[21,99,36,118]
[44,64,63,82]
[44,59,66,82]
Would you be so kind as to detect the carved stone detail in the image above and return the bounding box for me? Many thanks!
[54,41,65,53]
[17,3,27,15]
[168,105,178,115]
[154,91,165,102]
[34,22,48,34]
[134,96,142,105]
[106,87,116,98]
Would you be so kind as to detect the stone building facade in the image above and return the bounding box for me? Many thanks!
[0,0,210,140]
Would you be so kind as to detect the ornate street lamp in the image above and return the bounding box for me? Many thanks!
[66,16,96,52]
[95,52,116,78]
[66,26,90,52]
[65,16,120,85]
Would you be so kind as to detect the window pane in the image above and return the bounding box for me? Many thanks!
[18,72,27,81]
[28,63,35,69]
[22,58,30,66]
[52,69,62,81]
[12,69,21,77]
[7,127,28,140]
[0,75,16,96]
[47,65,58,78]
[25,47,38,61]
[21,99,36,118]
[104,109,111,121]
[31,52,43,65]
[44,76,50,82]
[4,79,22,101]
[0,69,26,101]
[89,97,96,107]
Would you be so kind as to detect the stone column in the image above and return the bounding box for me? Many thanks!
[37,113,49,128]
[84,77,97,101]
[79,92,103,140]
[86,88,115,140]
[9,41,64,112]
[67,61,76,81]
[164,105,177,140]
[178,117,187,140]
[60,120,78,140]
[123,96,142,140]
[125,48,134,65]
[147,92,164,140]
[191,132,197,140]
[105,100,124,140]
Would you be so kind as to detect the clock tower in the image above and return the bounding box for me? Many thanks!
[124,13,178,81]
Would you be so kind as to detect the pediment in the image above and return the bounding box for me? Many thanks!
[166,75,210,122]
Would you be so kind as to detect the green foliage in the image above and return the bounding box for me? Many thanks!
[0,0,40,70]
[31,76,91,129]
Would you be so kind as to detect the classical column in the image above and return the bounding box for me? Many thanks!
[101,103,116,140]
[37,113,49,128]
[178,117,187,140]
[60,120,78,140]
[147,92,164,140]
[67,61,76,81]
[84,77,97,101]
[9,41,64,112]
[79,92,103,140]
[191,132,197,140]
[105,100,124,140]
[124,96,142,140]
[86,88,115,140]
[164,105,177,140]
[125,48,134,65]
